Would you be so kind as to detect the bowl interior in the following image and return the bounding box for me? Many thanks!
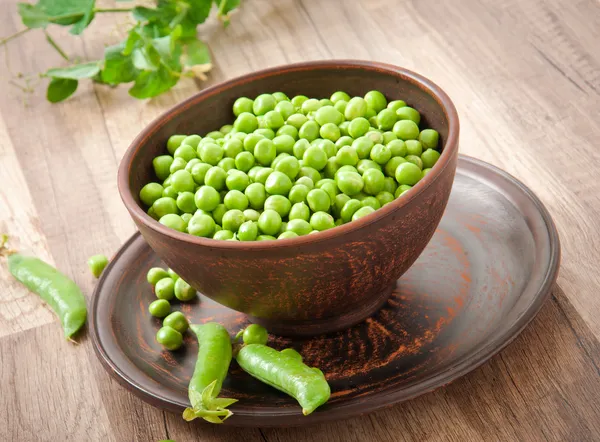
[126,62,452,209]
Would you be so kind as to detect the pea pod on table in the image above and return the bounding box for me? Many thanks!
[6,252,87,339]
[183,323,237,424]
[236,343,331,415]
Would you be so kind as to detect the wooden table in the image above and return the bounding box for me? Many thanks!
[1,0,599,440]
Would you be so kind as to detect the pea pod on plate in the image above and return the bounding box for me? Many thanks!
[236,343,331,415]
[183,323,237,424]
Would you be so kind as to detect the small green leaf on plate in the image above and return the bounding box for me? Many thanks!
[47,78,78,102]
[128,65,178,99]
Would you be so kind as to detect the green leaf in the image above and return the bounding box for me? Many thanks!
[132,6,165,23]
[46,61,101,79]
[123,29,142,56]
[132,48,159,71]
[101,43,138,84]
[128,65,178,99]
[47,78,78,102]
[185,0,213,25]
[189,390,203,410]
[210,397,238,409]
[184,38,211,66]
[17,0,96,33]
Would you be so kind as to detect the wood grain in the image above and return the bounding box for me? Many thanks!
[1,0,599,439]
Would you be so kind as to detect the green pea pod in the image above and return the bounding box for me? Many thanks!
[236,344,331,415]
[182,323,237,424]
[7,254,87,339]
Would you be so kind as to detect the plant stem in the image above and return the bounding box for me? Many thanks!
[44,31,69,61]
[0,28,33,47]
[94,8,133,13]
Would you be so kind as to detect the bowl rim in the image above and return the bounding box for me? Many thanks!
[118,60,460,249]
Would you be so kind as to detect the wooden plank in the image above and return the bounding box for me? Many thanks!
[0,324,115,441]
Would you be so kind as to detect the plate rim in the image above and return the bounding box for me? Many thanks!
[89,154,561,426]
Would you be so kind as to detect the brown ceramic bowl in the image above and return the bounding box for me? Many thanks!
[118,60,460,336]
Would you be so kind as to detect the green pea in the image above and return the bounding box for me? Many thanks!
[238,221,258,241]
[220,125,233,135]
[291,95,309,108]
[313,139,336,159]
[376,108,397,131]
[247,166,262,181]
[232,97,253,116]
[160,214,186,232]
[336,146,359,166]
[241,324,269,345]
[272,92,289,102]
[254,167,274,185]
[323,157,340,179]
[384,156,407,177]
[222,209,245,232]
[422,168,432,178]
[274,101,295,121]
[394,119,420,141]
[153,155,174,181]
[233,112,257,135]
[370,144,392,164]
[276,125,298,140]
[213,229,235,240]
[419,129,439,149]
[163,312,190,333]
[169,170,194,193]
[211,204,227,225]
[224,190,249,211]
[188,214,216,237]
[257,209,282,236]
[155,277,175,300]
[364,90,387,113]
[396,106,421,124]
[140,183,164,207]
[147,267,169,285]
[310,211,335,231]
[194,186,220,212]
[299,120,320,142]
[361,196,381,210]
[274,156,300,181]
[167,268,179,280]
[301,98,321,114]
[336,171,364,196]
[387,139,407,157]
[383,177,398,194]
[395,162,422,185]
[225,171,250,192]
[330,91,351,103]
[218,157,236,172]
[405,155,423,169]
[405,140,423,156]
[199,143,223,165]
[295,176,314,189]
[293,139,310,159]
[340,199,362,222]
[319,123,341,142]
[286,219,312,236]
[335,136,353,149]
[204,167,227,190]
[190,163,211,185]
[272,135,295,156]
[149,299,171,318]
[152,197,177,218]
[156,326,183,350]
[287,113,308,129]
[278,231,299,240]
[365,131,384,145]
[185,158,201,173]
[387,100,406,112]
[175,278,196,301]
[334,100,348,114]
[264,171,292,196]
[376,191,395,207]
[336,165,359,175]
[251,139,274,166]
[264,195,292,217]
[257,235,276,241]
[306,188,330,212]
[263,111,285,130]
[365,107,377,119]
[369,116,378,127]
[174,144,197,162]
[169,158,188,174]
[303,146,328,171]
[167,135,186,154]
[356,159,381,175]
[315,106,343,126]
[382,131,397,145]
[241,209,259,222]
[395,184,413,198]
[338,121,350,137]
[253,94,276,115]
[244,182,267,210]
[87,254,108,278]
[345,97,368,120]
[421,148,441,168]
[362,168,385,195]
[319,182,338,204]
[333,193,351,217]
[352,206,375,221]
[289,202,310,221]
[347,117,369,138]
[352,136,374,159]
[162,187,178,204]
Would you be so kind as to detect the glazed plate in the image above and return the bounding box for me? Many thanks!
[90,155,560,427]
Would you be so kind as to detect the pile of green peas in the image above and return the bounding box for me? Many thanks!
[147,266,196,350]
[139,90,441,241]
